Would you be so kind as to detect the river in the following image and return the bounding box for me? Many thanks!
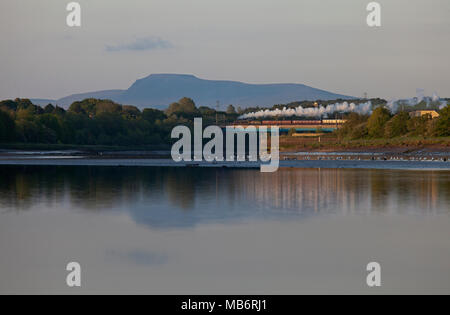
[0,165,449,294]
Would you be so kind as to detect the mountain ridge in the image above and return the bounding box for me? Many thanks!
[31,74,354,109]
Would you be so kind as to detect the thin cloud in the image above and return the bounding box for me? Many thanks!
[106,36,173,52]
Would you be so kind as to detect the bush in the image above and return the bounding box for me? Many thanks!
[0,110,15,142]
[367,107,391,138]
[350,122,368,139]
[384,111,409,138]
[226,105,237,114]
[432,106,449,136]
[337,112,369,139]
[166,97,200,119]
[407,115,430,136]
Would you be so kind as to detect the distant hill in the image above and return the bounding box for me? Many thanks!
[31,74,354,109]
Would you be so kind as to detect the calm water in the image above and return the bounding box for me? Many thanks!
[0,166,449,294]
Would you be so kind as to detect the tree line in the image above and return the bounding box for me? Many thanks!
[1,97,448,146]
[0,97,239,145]
[337,106,449,140]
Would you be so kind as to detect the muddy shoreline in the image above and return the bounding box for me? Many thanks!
[0,148,449,171]
[0,147,449,161]
[281,147,449,161]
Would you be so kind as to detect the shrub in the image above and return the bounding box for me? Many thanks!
[367,107,391,138]
[432,106,449,136]
[407,115,430,136]
[384,111,409,138]
[0,110,15,142]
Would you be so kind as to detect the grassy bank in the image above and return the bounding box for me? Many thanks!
[279,135,450,152]
[2,136,449,153]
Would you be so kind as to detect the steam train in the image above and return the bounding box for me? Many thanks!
[232,119,346,126]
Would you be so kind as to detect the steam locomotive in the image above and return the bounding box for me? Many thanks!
[232,119,346,126]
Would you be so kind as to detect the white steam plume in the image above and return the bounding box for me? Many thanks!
[238,90,448,120]
[416,88,425,103]
[388,89,448,112]
[239,101,372,120]
[432,92,440,102]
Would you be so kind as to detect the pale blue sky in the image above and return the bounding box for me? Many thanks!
[0,0,449,100]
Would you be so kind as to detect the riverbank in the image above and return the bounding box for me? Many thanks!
[1,136,449,165]
[0,143,171,152]
[0,157,449,170]
[279,135,450,152]
[2,136,448,153]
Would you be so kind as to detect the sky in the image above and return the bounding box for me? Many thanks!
[0,0,449,101]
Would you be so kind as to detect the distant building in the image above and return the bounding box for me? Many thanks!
[409,110,440,119]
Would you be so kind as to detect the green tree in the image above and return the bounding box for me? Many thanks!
[15,119,40,143]
[407,115,430,136]
[350,123,368,139]
[53,106,66,116]
[15,98,35,110]
[166,97,200,119]
[122,105,141,119]
[226,104,237,115]
[0,110,15,142]
[432,106,450,136]
[95,100,122,115]
[337,112,369,139]
[44,104,56,114]
[0,100,18,112]
[142,108,166,123]
[178,97,197,112]
[166,102,181,117]
[384,111,409,138]
[367,107,391,138]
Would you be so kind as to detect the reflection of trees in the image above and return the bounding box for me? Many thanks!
[164,169,197,210]
[226,168,450,215]
[368,170,447,214]
[228,168,373,214]
[169,168,223,210]
[66,167,155,210]
[0,166,164,211]
[369,170,391,212]
[0,166,448,216]
[0,166,220,212]
[0,166,66,210]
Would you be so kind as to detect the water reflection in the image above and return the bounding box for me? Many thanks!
[0,166,448,228]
